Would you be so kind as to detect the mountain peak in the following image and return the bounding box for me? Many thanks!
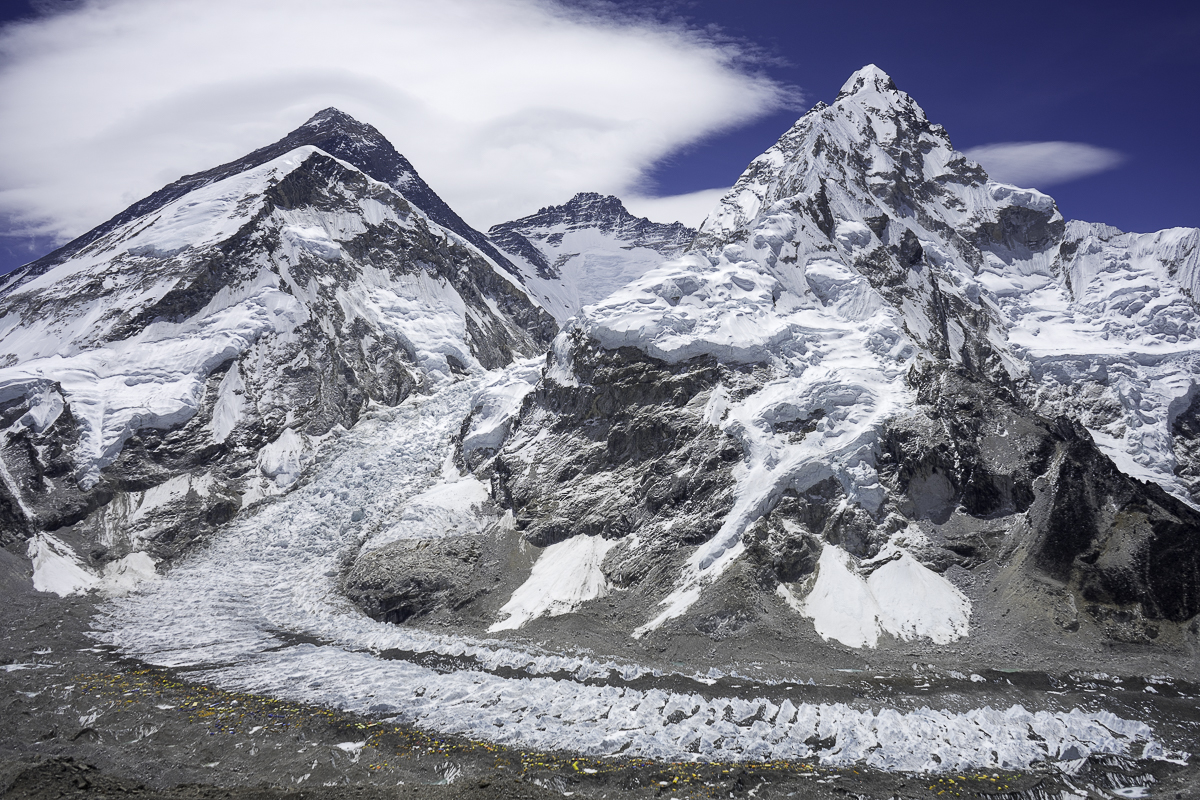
[560,192,627,216]
[292,108,390,147]
[10,105,523,287]
[566,191,610,204]
[300,107,363,128]
[837,64,897,98]
[487,191,696,315]
[503,191,692,236]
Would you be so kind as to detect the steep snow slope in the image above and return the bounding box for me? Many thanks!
[489,192,695,323]
[689,67,1200,506]
[1023,221,1200,493]
[434,65,1200,650]
[0,113,554,566]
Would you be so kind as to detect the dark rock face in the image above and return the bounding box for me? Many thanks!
[1172,390,1200,504]
[742,494,824,585]
[0,381,79,544]
[884,368,1200,624]
[884,369,1046,524]
[344,538,483,624]
[1040,426,1200,623]
[470,333,742,589]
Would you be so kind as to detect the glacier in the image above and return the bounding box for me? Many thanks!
[94,371,1161,772]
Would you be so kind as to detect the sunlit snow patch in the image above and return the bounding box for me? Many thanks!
[869,550,970,644]
[27,534,158,597]
[489,535,617,631]
[362,473,491,553]
[28,534,97,597]
[789,545,883,648]
[781,545,969,648]
[257,428,313,488]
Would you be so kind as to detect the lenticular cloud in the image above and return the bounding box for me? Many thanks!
[0,0,788,246]
[963,141,1124,189]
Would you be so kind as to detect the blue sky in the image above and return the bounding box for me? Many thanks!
[0,0,1195,273]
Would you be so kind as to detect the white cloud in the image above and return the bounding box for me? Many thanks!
[0,0,791,245]
[963,141,1124,189]
[624,187,728,228]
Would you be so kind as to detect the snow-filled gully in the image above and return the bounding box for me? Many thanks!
[96,377,1162,773]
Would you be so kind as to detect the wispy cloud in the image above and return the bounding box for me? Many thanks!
[624,187,728,228]
[963,141,1124,189]
[0,0,793,249]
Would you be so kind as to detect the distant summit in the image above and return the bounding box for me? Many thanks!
[488,192,696,322]
[502,192,694,244]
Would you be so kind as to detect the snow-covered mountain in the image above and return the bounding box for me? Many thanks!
[0,110,556,573]
[488,192,695,323]
[5,108,525,287]
[7,66,1198,661]
[367,64,1200,655]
